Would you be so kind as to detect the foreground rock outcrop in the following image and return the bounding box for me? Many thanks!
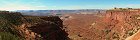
[0,11,68,40]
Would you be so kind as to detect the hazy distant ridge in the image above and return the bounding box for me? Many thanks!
[16,9,106,16]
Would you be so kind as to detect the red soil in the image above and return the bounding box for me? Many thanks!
[63,9,140,40]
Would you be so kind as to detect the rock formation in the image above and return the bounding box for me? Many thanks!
[0,11,68,40]
[63,9,140,40]
[103,9,140,40]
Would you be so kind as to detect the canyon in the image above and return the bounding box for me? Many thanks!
[62,8,140,40]
[1,8,140,40]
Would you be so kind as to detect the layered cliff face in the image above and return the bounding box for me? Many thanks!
[1,9,140,40]
[102,10,140,40]
[0,11,68,40]
[103,10,140,40]
[62,9,140,40]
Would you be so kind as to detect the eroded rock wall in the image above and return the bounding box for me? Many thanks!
[103,10,140,40]
[0,11,68,40]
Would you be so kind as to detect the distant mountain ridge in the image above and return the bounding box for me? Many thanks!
[16,9,106,16]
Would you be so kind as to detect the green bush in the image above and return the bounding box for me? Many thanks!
[0,32,21,40]
[0,13,22,25]
[0,13,22,36]
[0,11,24,40]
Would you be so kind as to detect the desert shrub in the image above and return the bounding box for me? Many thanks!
[0,11,24,39]
[112,33,120,40]
[0,13,22,34]
[105,29,111,34]
[126,29,135,36]
[24,16,43,24]
[0,13,23,25]
[0,32,21,40]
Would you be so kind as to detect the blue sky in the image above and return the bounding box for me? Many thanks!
[0,0,140,10]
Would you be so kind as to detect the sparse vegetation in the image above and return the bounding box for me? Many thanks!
[0,11,24,39]
[105,29,111,34]
[112,33,120,40]
[0,32,21,40]
[0,11,68,40]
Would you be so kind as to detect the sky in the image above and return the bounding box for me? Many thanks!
[1,0,140,10]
